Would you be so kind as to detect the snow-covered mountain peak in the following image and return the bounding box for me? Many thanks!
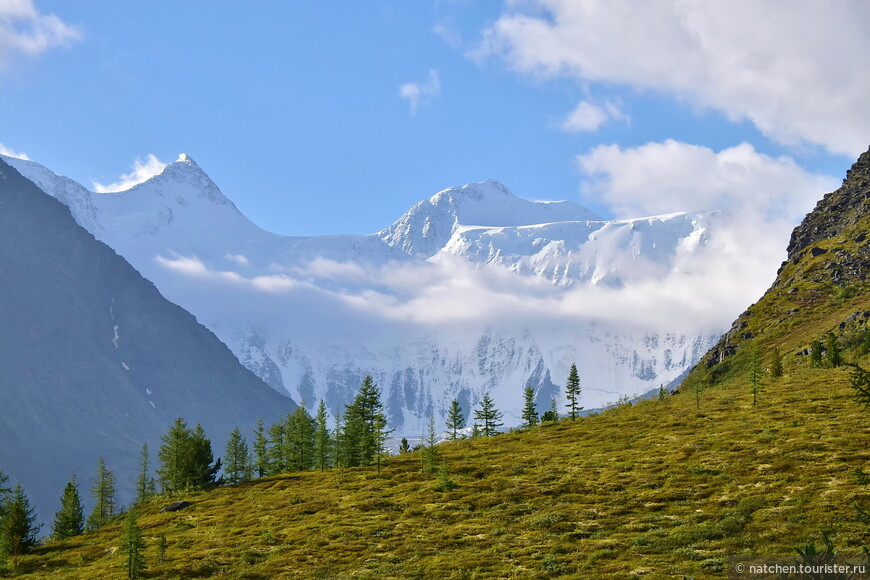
[379,179,602,257]
[130,153,236,209]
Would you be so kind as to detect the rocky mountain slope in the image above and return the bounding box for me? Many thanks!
[0,158,292,525]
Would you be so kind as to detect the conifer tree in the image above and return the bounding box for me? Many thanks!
[374,409,392,474]
[286,406,316,472]
[749,345,764,407]
[810,339,824,368]
[267,418,288,475]
[223,428,252,485]
[658,384,667,400]
[253,418,269,478]
[52,474,84,540]
[399,437,411,454]
[522,385,539,428]
[422,415,440,476]
[135,444,156,505]
[770,347,784,378]
[120,510,146,579]
[827,332,842,368]
[338,376,391,467]
[565,364,583,420]
[314,400,332,472]
[541,396,559,422]
[87,458,116,531]
[473,393,503,437]
[445,399,466,439]
[0,470,10,521]
[157,419,221,493]
[1,484,40,565]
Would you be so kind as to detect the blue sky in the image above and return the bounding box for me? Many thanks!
[0,1,866,237]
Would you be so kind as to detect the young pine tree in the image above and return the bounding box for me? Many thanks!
[565,363,583,420]
[314,400,332,472]
[1,484,40,565]
[770,347,784,378]
[120,510,146,579]
[473,393,504,437]
[749,345,764,407]
[445,399,466,439]
[135,444,156,505]
[223,428,252,485]
[86,458,116,531]
[399,437,411,454]
[253,417,269,478]
[541,396,559,422]
[827,332,843,368]
[810,339,824,368]
[521,385,539,429]
[52,474,84,540]
[422,415,440,476]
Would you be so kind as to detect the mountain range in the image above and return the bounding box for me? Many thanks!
[2,153,722,435]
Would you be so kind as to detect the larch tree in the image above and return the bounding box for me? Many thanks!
[770,347,784,378]
[286,406,316,472]
[157,418,221,494]
[253,417,269,478]
[521,385,539,429]
[473,393,503,437]
[339,376,390,467]
[314,400,332,472]
[223,428,252,485]
[120,510,146,579]
[86,458,116,531]
[422,415,440,476]
[445,399,466,439]
[565,364,583,420]
[1,484,40,566]
[135,444,156,505]
[52,474,84,540]
[749,345,764,407]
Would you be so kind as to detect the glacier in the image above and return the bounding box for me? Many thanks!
[4,153,723,435]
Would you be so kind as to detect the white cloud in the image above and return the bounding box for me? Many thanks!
[577,140,836,220]
[474,0,870,156]
[91,154,167,193]
[0,142,29,159]
[560,100,628,133]
[225,253,250,266]
[432,22,462,49]
[155,254,303,294]
[0,0,82,69]
[399,69,441,115]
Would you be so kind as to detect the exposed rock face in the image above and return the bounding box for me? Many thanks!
[785,147,870,264]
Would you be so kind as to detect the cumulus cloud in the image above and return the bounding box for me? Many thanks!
[561,100,628,133]
[399,69,441,115]
[0,142,29,159]
[91,154,167,193]
[0,0,81,69]
[474,0,870,155]
[577,140,836,220]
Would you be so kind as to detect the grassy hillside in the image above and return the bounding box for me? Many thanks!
[6,293,870,578]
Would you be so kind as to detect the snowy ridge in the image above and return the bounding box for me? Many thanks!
[6,153,722,435]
